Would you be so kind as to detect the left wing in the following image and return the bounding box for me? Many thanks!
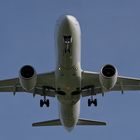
[0,72,56,97]
[81,71,140,97]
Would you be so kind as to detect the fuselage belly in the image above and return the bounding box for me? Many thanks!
[55,15,81,131]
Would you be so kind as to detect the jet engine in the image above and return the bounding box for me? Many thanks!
[19,65,37,91]
[99,64,118,89]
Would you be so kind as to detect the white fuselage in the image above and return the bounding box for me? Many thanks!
[55,15,81,131]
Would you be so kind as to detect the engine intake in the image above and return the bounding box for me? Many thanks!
[20,65,35,78]
[102,64,116,78]
[99,64,118,89]
[19,65,37,91]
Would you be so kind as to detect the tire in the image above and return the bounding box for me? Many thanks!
[94,99,97,107]
[88,99,91,107]
[45,99,50,107]
[40,99,44,107]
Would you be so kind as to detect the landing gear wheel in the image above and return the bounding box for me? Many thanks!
[88,98,97,107]
[40,99,44,107]
[93,99,97,107]
[45,99,50,107]
[40,99,50,108]
[88,99,91,107]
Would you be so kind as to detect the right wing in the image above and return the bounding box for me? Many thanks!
[0,71,56,97]
[81,71,140,97]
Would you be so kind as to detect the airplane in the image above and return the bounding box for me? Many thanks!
[1,15,140,132]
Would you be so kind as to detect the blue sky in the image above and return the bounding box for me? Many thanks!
[0,0,140,139]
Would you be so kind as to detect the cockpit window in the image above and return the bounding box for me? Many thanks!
[63,35,72,44]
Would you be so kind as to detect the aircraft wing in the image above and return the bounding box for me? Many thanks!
[0,72,56,97]
[81,71,140,97]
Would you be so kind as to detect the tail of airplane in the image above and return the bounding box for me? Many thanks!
[32,119,61,126]
[32,118,106,127]
[77,118,106,126]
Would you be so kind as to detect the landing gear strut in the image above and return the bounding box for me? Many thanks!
[40,86,50,108]
[88,86,97,107]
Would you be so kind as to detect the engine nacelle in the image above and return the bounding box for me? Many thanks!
[19,65,37,91]
[99,64,118,89]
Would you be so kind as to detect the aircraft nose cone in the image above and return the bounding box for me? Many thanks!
[62,15,73,25]
[56,15,79,35]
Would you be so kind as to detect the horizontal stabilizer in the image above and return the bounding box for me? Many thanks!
[77,118,106,126]
[32,119,61,127]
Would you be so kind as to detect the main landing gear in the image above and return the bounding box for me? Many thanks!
[88,98,97,107]
[88,86,97,107]
[40,99,50,107]
[40,86,50,108]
